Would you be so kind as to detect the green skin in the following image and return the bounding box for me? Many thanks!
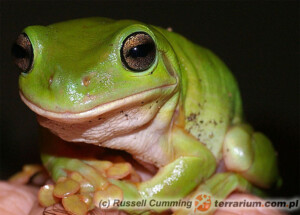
[18,17,280,214]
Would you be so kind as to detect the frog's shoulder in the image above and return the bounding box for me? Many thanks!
[156,27,244,160]
[184,45,243,159]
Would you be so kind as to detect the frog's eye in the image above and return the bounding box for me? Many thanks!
[121,32,156,72]
[11,33,34,73]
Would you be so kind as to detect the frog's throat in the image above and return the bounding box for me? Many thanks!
[21,84,179,166]
[19,84,177,123]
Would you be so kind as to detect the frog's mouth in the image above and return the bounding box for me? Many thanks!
[20,84,176,123]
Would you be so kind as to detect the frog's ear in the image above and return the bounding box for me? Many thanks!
[148,26,182,78]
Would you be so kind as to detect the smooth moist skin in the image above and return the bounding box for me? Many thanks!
[14,17,280,214]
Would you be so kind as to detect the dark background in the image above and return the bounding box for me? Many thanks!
[0,0,299,200]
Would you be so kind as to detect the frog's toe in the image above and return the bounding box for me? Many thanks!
[62,194,89,215]
[93,184,123,209]
[9,164,46,185]
[53,178,81,198]
[38,184,60,207]
[39,156,144,214]
[38,176,124,214]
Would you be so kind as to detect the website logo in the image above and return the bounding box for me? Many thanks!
[194,194,212,212]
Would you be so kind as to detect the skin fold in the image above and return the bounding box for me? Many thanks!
[11,17,281,214]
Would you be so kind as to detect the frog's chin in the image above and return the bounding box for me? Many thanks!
[19,84,176,123]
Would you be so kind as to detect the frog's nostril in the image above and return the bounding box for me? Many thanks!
[82,76,91,87]
[48,75,54,88]
[11,33,34,73]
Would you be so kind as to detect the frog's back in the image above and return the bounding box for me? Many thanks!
[155,27,243,160]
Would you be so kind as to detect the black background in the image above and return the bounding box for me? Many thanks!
[0,0,299,200]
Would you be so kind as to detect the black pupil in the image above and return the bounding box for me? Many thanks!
[128,43,154,58]
[12,44,28,59]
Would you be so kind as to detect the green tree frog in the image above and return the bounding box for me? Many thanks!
[12,17,280,214]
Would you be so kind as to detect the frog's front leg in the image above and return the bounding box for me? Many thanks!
[40,154,112,213]
[39,126,217,214]
[108,126,217,212]
[223,123,281,188]
[138,126,217,199]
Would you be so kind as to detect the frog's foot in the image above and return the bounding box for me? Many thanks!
[9,164,48,186]
[38,155,142,215]
[173,172,256,215]
[43,203,130,215]
[223,123,280,188]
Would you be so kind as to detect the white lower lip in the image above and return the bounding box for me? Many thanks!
[19,85,175,123]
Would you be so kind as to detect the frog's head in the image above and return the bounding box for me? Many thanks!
[13,18,180,147]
